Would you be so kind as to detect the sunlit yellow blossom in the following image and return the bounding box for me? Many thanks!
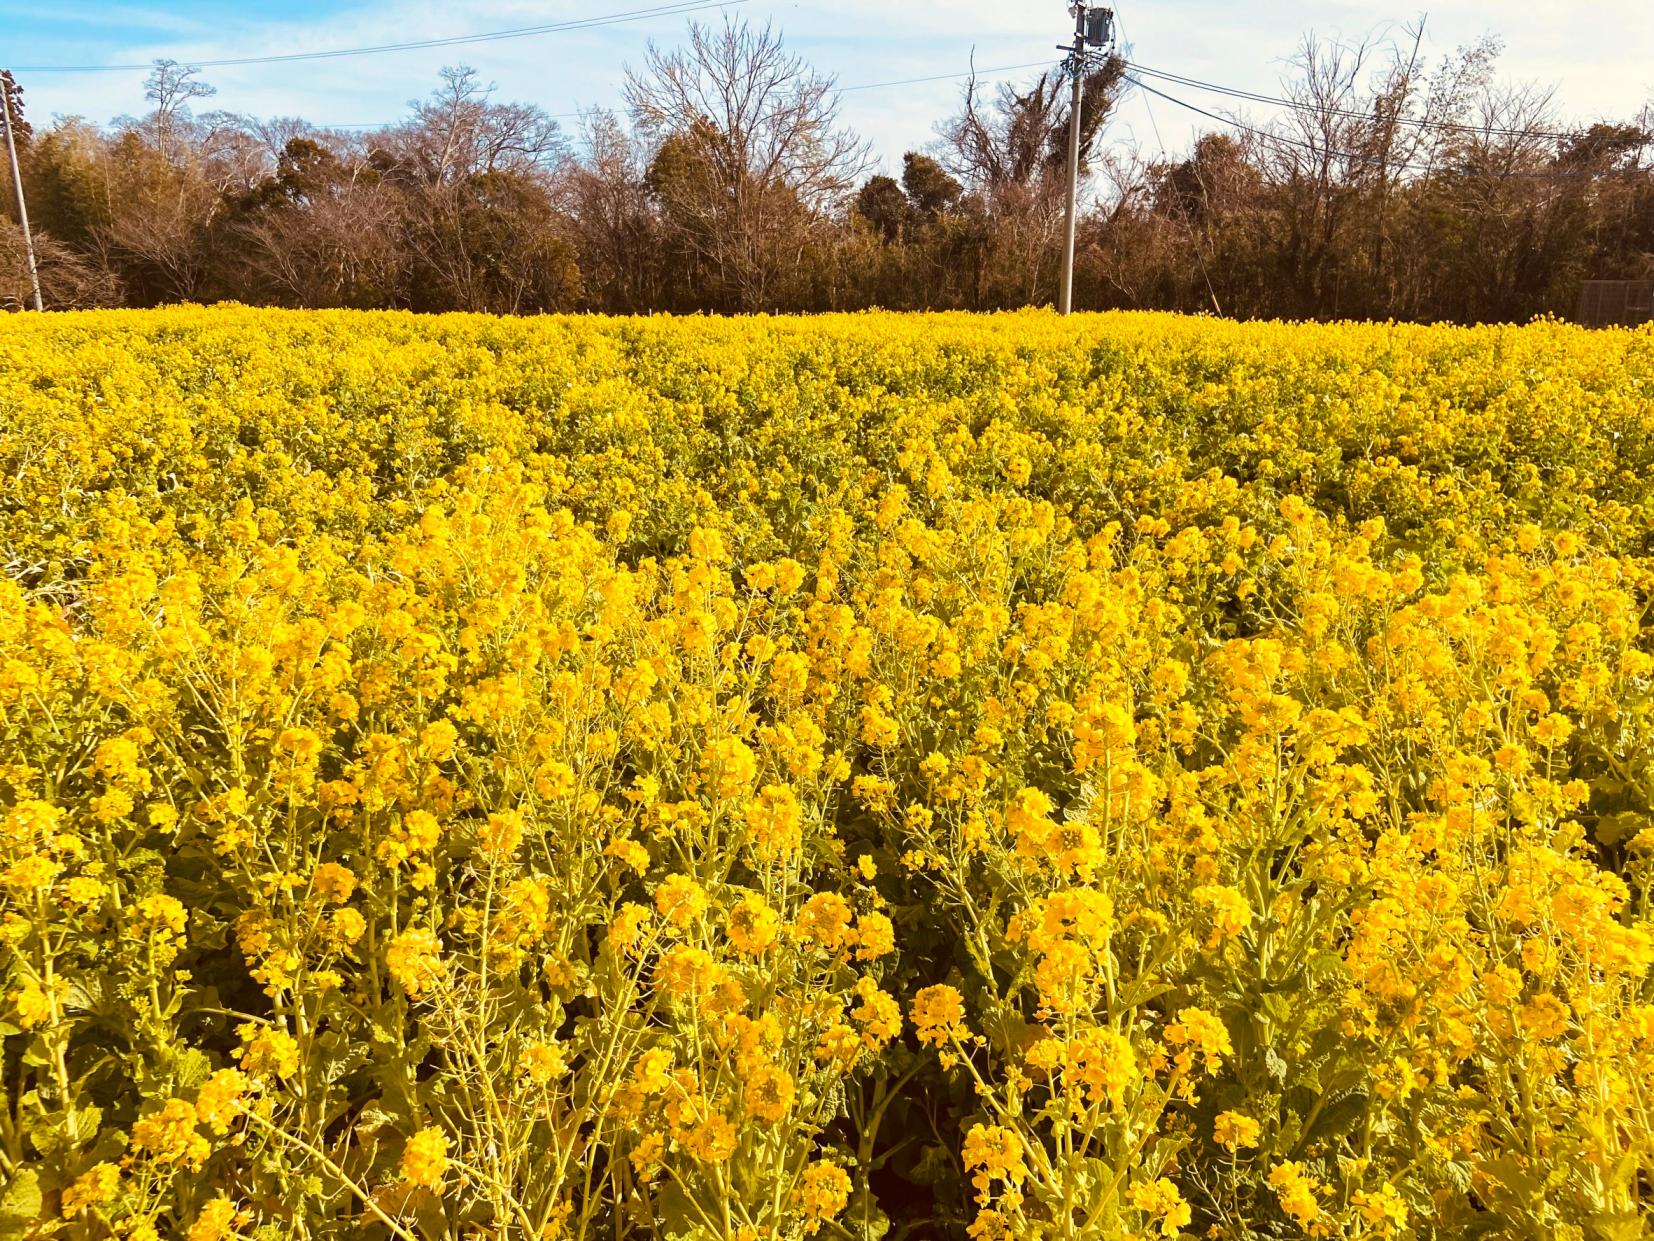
[400,1127,449,1192]
[419,719,459,762]
[912,985,969,1047]
[963,1124,1026,1203]
[60,1163,120,1217]
[604,837,649,873]
[1064,1026,1137,1109]
[1162,1007,1232,1076]
[1192,884,1252,948]
[1353,1183,1408,1235]
[3,854,59,893]
[385,928,445,997]
[195,1069,252,1134]
[238,1027,301,1080]
[132,1098,211,1169]
[726,892,780,955]
[656,944,727,1002]
[477,809,525,859]
[796,892,855,953]
[852,976,903,1047]
[702,736,758,801]
[745,784,803,859]
[186,1196,246,1241]
[743,1065,795,1123]
[1128,1178,1192,1237]
[11,979,54,1028]
[1518,993,1570,1041]
[135,892,187,933]
[1214,1110,1262,1151]
[797,1161,851,1234]
[311,862,356,904]
[519,1041,570,1086]
[10,305,1654,1241]
[609,903,654,959]
[654,874,709,930]
[854,910,896,960]
[1268,1161,1323,1228]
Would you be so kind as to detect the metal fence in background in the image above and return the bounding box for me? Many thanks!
[1576,279,1654,327]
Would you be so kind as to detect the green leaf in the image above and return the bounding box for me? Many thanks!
[1586,1211,1645,1241]
[0,1168,43,1240]
[1594,811,1646,846]
[1264,1048,1290,1083]
[1482,1155,1542,1207]
[654,1182,705,1241]
[1302,1091,1367,1147]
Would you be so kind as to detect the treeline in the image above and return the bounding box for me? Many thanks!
[2,18,1651,321]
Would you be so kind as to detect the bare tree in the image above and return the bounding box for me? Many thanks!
[1250,30,1404,314]
[941,61,1121,193]
[562,109,666,311]
[141,59,216,165]
[1244,27,1515,315]
[1,220,121,310]
[935,58,1124,306]
[349,67,578,313]
[384,66,567,185]
[234,194,406,307]
[222,136,410,307]
[624,16,869,310]
[4,17,1652,322]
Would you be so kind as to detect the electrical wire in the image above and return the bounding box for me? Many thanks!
[1125,59,1581,144]
[1138,86,1222,313]
[14,0,1642,181]
[1124,74,1641,182]
[1127,74,1438,174]
[9,0,746,73]
[311,58,1059,132]
[839,60,1053,94]
[1114,13,1221,315]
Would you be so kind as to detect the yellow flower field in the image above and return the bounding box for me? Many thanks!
[2,306,1653,1240]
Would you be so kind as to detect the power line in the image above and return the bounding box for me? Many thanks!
[16,0,1637,181]
[1125,60,1584,144]
[1132,74,1222,313]
[9,0,745,73]
[1124,74,1640,182]
[1127,74,1438,174]
[1106,10,1219,315]
[311,59,1058,133]
[839,60,1054,94]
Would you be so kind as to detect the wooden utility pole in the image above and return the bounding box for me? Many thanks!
[1,71,44,312]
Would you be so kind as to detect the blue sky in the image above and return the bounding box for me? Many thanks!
[3,1,1651,176]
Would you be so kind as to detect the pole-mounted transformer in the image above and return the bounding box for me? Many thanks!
[1058,4,1115,316]
[1084,8,1115,49]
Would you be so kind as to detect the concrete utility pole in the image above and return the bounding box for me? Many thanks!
[1,71,44,312]
[1058,4,1114,316]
